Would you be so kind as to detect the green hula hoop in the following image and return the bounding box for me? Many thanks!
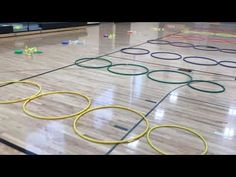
[147,70,192,84]
[107,64,149,76]
[187,80,225,93]
[75,58,113,69]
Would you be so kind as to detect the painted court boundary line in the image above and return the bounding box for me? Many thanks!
[0,138,36,155]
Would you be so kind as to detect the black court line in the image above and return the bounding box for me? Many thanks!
[0,68,53,74]
[106,79,235,154]
[114,125,129,131]
[145,99,157,104]
[0,138,37,155]
[108,55,236,79]
[20,63,76,81]
[178,68,192,72]
[105,84,186,155]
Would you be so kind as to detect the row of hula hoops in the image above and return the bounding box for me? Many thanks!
[75,58,225,94]
[147,39,236,54]
[120,47,236,68]
[0,80,208,155]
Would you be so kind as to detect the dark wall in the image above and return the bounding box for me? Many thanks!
[38,22,87,30]
[0,26,14,34]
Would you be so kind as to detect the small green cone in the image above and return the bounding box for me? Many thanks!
[34,50,43,54]
[15,49,23,54]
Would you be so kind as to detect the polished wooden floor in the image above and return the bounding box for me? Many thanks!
[0,22,235,154]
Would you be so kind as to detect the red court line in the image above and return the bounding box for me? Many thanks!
[166,34,205,41]
[166,34,236,44]
[191,27,236,34]
[183,35,205,41]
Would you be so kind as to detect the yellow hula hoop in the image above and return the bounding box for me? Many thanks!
[73,105,150,144]
[23,91,91,120]
[0,80,42,104]
[147,125,208,155]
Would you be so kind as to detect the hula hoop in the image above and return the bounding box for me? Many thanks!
[0,81,42,104]
[183,56,218,66]
[220,48,236,54]
[147,70,192,84]
[187,80,225,93]
[107,64,149,76]
[75,58,112,69]
[23,91,91,120]
[151,52,182,60]
[193,45,220,51]
[147,125,208,155]
[218,61,236,68]
[169,41,194,48]
[147,39,170,45]
[120,47,150,55]
[73,105,150,144]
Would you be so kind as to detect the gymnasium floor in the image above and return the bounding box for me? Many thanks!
[0,22,235,155]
